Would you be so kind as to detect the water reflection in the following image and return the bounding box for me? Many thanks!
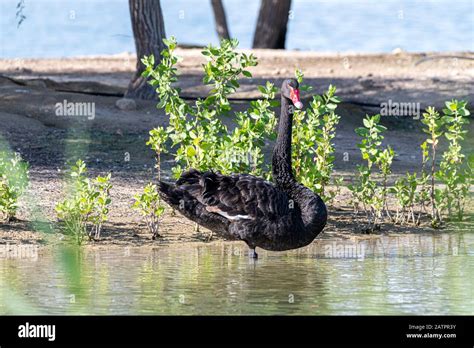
[0,233,473,315]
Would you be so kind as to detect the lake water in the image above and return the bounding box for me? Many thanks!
[1,0,473,58]
[1,232,473,315]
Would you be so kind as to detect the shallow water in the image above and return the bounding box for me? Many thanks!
[2,0,473,58]
[1,231,473,315]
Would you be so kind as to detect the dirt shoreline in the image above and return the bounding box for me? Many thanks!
[0,50,472,248]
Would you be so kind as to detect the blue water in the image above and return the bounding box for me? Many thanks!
[1,0,473,58]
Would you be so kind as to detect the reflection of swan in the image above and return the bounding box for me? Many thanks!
[158,79,327,258]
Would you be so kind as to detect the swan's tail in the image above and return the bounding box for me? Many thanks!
[157,181,183,207]
[157,181,232,238]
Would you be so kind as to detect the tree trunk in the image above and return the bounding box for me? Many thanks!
[252,0,292,49]
[125,0,166,100]
[211,0,230,41]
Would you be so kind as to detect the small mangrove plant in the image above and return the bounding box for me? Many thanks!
[292,70,342,202]
[349,101,471,231]
[420,106,444,226]
[436,100,471,221]
[55,160,112,244]
[349,114,394,230]
[132,128,167,239]
[132,183,165,240]
[0,150,29,222]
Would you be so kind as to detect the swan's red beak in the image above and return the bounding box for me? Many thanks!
[290,87,303,109]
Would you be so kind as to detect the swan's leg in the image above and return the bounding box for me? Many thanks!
[248,248,258,259]
[207,230,213,242]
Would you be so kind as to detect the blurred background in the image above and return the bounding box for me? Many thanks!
[1,0,473,58]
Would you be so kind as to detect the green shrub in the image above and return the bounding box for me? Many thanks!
[142,37,260,179]
[147,126,168,180]
[143,38,342,200]
[436,100,470,221]
[292,72,341,202]
[349,114,393,229]
[132,183,165,239]
[0,151,29,222]
[55,160,112,244]
[377,146,395,219]
[226,81,278,178]
[136,127,168,239]
[390,172,418,224]
[420,106,444,226]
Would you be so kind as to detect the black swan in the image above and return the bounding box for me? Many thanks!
[158,79,327,258]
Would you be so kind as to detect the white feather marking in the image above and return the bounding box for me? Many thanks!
[206,205,251,221]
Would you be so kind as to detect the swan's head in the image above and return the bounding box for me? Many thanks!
[282,78,303,110]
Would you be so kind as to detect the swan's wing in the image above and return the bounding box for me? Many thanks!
[176,169,290,221]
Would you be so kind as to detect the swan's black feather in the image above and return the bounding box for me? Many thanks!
[176,169,290,220]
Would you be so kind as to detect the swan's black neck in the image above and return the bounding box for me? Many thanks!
[272,96,296,189]
[272,93,328,244]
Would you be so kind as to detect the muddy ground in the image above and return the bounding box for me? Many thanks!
[0,49,472,247]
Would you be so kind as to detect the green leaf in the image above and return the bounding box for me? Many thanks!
[355,127,368,136]
[242,70,252,78]
[186,146,196,157]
